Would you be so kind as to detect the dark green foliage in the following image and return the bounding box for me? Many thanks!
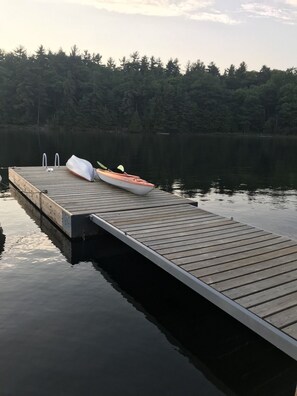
[0,46,297,134]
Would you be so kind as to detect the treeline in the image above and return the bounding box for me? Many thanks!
[1,45,297,134]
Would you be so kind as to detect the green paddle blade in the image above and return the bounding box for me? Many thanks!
[117,164,125,173]
[97,161,108,170]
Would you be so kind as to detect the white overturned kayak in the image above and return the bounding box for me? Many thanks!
[66,155,95,182]
[96,169,154,195]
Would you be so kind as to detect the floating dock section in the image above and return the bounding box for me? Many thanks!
[9,166,297,361]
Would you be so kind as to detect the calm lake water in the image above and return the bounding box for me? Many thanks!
[0,130,296,395]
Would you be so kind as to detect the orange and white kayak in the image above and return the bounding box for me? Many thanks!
[96,168,154,195]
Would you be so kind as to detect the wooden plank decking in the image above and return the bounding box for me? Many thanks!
[9,166,195,238]
[90,205,297,360]
[9,166,297,360]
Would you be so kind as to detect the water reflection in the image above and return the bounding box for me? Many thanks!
[2,130,297,198]
[0,167,9,192]
[0,226,5,258]
[93,252,297,396]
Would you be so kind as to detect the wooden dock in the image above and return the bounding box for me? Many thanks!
[9,166,297,361]
[9,166,195,238]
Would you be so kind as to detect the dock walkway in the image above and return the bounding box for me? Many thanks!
[9,166,297,360]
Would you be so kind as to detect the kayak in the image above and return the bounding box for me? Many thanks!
[96,168,154,195]
[66,155,96,182]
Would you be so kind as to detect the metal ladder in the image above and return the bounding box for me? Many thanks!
[42,153,60,169]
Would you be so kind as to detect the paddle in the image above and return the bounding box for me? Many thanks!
[117,165,125,173]
[97,161,108,170]
[97,161,125,174]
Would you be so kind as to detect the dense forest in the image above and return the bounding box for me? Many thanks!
[0,45,297,134]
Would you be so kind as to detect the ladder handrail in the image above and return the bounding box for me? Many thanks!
[54,153,60,167]
[42,153,47,168]
[42,153,60,168]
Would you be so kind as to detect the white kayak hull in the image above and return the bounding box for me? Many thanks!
[66,155,95,182]
[96,169,154,195]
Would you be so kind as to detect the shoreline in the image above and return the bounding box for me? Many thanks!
[1,125,297,139]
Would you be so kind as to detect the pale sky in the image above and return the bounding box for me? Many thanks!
[1,0,297,72]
